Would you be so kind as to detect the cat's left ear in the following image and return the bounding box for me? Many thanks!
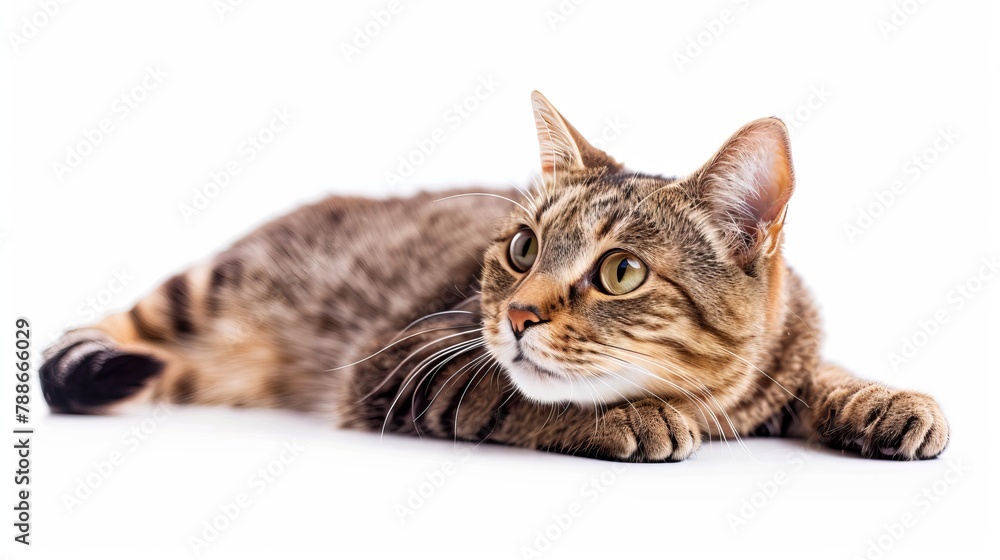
[531,91,622,175]
[695,117,794,269]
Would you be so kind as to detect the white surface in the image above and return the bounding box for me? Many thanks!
[2,1,998,558]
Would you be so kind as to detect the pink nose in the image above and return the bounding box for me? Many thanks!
[507,306,543,334]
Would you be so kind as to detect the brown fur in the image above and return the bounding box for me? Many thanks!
[39,92,948,462]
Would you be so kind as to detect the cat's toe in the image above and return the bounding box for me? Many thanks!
[625,400,699,462]
[582,408,638,461]
[889,392,949,459]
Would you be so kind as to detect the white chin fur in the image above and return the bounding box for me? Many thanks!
[503,363,596,404]
[501,358,650,406]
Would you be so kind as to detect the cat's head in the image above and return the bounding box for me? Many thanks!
[481,91,795,406]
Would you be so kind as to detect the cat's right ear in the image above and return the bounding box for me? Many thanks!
[531,91,622,175]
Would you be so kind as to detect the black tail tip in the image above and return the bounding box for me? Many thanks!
[40,332,164,414]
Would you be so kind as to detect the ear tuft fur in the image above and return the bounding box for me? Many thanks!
[697,117,794,268]
[531,91,622,176]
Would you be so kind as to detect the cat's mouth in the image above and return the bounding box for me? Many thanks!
[497,338,595,404]
[490,319,598,404]
[496,335,650,406]
[511,351,563,380]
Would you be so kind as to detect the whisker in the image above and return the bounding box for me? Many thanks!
[328,321,479,372]
[379,336,484,441]
[473,370,518,447]
[594,349,723,431]
[580,377,607,439]
[621,354,748,456]
[399,309,477,329]
[595,357,724,449]
[591,346,750,457]
[435,192,534,218]
[452,357,500,442]
[509,182,538,213]
[359,329,482,402]
[782,303,819,342]
[591,372,640,416]
[411,348,489,420]
[593,364,713,445]
[718,348,808,408]
[372,336,484,440]
[397,337,485,402]
[414,349,492,422]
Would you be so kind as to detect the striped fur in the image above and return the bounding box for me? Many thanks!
[39,92,949,462]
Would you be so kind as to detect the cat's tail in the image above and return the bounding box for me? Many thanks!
[39,266,213,414]
[40,258,294,414]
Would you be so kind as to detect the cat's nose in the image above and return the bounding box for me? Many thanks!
[507,305,545,337]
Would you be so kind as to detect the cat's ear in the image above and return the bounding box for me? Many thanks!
[695,117,794,268]
[531,91,622,175]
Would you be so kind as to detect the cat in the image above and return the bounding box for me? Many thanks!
[39,91,949,462]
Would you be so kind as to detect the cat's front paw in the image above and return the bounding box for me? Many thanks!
[579,398,701,462]
[818,383,949,460]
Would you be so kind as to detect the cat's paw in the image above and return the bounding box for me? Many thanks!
[818,383,949,460]
[40,329,164,414]
[580,398,701,462]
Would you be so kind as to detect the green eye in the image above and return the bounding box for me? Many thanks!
[598,251,647,295]
[508,228,538,272]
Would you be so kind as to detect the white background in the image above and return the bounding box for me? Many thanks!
[2,1,998,558]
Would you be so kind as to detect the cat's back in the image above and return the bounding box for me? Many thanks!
[219,188,516,351]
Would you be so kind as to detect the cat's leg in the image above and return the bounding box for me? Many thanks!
[39,253,296,413]
[489,397,704,462]
[801,362,949,460]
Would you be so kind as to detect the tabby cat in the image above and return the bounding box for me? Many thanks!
[40,92,949,462]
